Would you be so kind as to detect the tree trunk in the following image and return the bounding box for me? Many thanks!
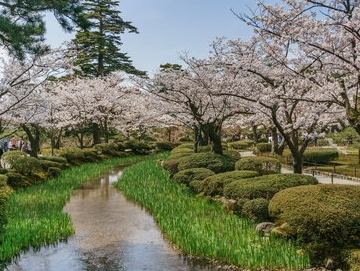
[207,123,223,155]
[103,118,109,143]
[168,127,172,142]
[22,124,40,158]
[92,123,101,145]
[50,137,55,156]
[293,154,303,174]
[271,127,279,154]
[252,125,258,145]
[55,128,62,149]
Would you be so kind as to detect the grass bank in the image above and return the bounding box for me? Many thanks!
[0,154,147,264]
[114,153,310,270]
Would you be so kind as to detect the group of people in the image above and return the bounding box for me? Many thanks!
[0,137,31,154]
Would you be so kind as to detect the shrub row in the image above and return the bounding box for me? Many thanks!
[228,140,253,150]
[287,148,339,165]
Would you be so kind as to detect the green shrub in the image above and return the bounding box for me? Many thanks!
[168,152,193,160]
[170,147,194,155]
[257,138,268,143]
[269,184,360,247]
[303,148,339,165]
[242,198,270,222]
[9,156,41,176]
[0,176,13,232]
[189,179,204,193]
[124,140,151,154]
[228,141,252,150]
[83,150,102,162]
[94,143,121,157]
[224,174,318,201]
[60,148,86,165]
[178,153,235,174]
[173,168,215,185]
[39,160,63,171]
[256,143,272,153]
[5,172,29,189]
[1,151,26,168]
[223,150,241,162]
[177,143,194,149]
[156,141,181,151]
[235,156,281,175]
[163,159,181,176]
[0,168,8,174]
[39,156,67,165]
[47,167,62,177]
[198,145,212,152]
[200,170,259,196]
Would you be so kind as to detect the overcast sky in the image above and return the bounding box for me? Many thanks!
[44,0,279,74]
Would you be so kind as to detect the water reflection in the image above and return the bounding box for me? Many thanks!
[6,168,220,271]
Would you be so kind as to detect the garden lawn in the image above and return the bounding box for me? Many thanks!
[0,154,149,264]
[114,153,311,270]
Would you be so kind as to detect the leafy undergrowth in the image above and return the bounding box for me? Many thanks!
[0,154,148,264]
[114,153,310,270]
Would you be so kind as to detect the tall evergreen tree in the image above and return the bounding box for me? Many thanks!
[73,0,145,77]
[0,0,88,59]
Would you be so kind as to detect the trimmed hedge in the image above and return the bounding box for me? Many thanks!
[163,159,181,176]
[60,148,86,165]
[224,174,318,201]
[178,153,235,174]
[200,170,259,196]
[256,143,272,153]
[47,167,62,177]
[168,152,193,160]
[242,198,270,222]
[223,150,241,162]
[173,168,215,185]
[228,141,252,150]
[83,150,102,162]
[124,140,152,154]
[1,151,26,169]
[235,156,281,175]
[39,160,63,171]
[0,175,13,233]
[170,147,194,155]
[303,148,339,165]
[5,172,29,189]
[269,184,360,247]
[39,156,67,165]
[156,141,180,151]
[94,143,121,157]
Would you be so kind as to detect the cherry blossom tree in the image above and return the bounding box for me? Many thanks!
[143,55,250,154]
[210,38,340,173]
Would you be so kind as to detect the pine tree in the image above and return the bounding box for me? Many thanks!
[73,0,145,77]
[0,0,88,59]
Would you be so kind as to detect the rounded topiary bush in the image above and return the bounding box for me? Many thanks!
[168,152,193,160]
[242,198,270,222]
[200,170,259,196]
[5,171,29,189]
[235,156,281,175]
[83,150,102,162]
[173,168,215,185]
[1,151,26,169]
[163,159,181,176]
[94,143,121,157]
[47,167,62,177]
[155,141,180,151]
[39,156,67,165]
[223,150,241,162]
[124,140,152,154]
[170,147,193,155]
[269,184,360,247]
[256,143,272,153]
[224,174,318,201]
[177,153,235,174]
[228,141,252,150]
[0,175,13,233]
[303,148,339,165]
[39,160,63,171]
[60,148,86,165]
[3,154,41,176]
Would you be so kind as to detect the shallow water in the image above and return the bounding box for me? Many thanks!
[6,167,219,271]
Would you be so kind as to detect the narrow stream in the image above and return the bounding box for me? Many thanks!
[7,167,219,271]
